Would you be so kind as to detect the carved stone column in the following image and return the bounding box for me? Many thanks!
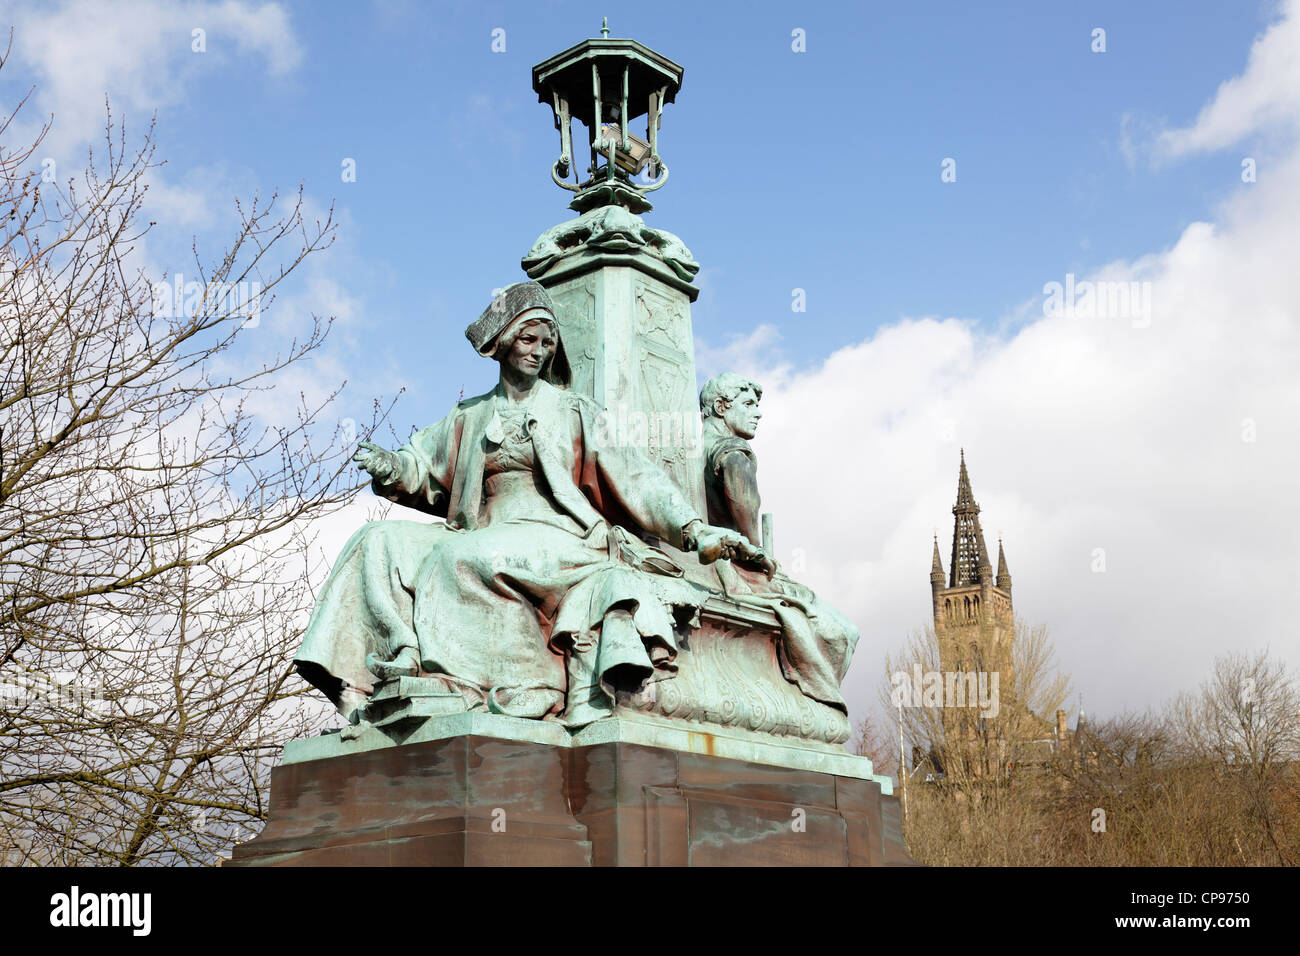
[523,204,706,519]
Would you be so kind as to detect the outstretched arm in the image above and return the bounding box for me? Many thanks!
[354,441,399,482]
[354,412,459,517]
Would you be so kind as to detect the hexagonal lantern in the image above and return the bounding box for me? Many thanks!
[532,19,683,211]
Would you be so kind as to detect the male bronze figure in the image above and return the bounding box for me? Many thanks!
[698,372,859,712]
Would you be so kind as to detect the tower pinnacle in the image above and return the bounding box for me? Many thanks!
[949,450,992,587]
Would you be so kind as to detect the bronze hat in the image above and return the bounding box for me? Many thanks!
[464,281,571,387]
[465,281,556,355]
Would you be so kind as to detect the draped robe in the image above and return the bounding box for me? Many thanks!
[701,426,859,712]
[294,380,704,719]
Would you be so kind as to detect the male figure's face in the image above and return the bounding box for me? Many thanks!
[715,387,762,439]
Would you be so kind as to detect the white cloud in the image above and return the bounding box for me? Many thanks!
[726,6,1300,724]
[695,322,787,383]
[0,0,308,306]
[0,1,313,321]
[1156,0,1300,159]
[207,0,303,75]
[2,0,303,157]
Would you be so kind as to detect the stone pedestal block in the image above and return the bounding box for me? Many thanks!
[227,733,917,867]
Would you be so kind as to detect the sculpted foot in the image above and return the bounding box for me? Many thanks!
[561,696,613,729]
[365,646,420,680]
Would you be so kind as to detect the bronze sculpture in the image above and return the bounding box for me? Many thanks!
[699,372,859,712]
[294,282,750,726]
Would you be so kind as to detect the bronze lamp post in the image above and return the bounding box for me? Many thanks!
[532,18,684,212]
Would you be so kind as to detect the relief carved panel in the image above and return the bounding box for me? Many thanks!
[632,280,701,504]
[547,278,598,400]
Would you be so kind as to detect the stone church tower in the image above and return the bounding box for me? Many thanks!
[929,450,1014,680]
[914,452,1079,783]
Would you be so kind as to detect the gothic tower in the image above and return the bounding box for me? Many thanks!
[930,450,1014,676]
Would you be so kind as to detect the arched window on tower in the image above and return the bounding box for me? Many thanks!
[964,596,972,619]
[972,595,980,620]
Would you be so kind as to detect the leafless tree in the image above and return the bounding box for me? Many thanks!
[881,616,1072,800]
[885,644,1299,866]
[1170,649,1300,865]
[0,40,384,864]
[850,711,895,777]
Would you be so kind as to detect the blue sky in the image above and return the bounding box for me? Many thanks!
[4,0,1298,730]
[6,0,1264,425]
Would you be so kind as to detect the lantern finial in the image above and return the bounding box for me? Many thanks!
[532,32,684,213]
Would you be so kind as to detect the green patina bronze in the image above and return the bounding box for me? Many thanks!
[531,23,682,202]
[291,25,880,786]
[697,372,860,713]
[296,279,748,728]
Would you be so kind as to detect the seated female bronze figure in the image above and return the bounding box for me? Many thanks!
[294,282,745,727]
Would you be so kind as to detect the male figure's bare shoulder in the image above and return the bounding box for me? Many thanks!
[703,431,755,475]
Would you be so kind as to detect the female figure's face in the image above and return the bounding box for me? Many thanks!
[502,317,556,381]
